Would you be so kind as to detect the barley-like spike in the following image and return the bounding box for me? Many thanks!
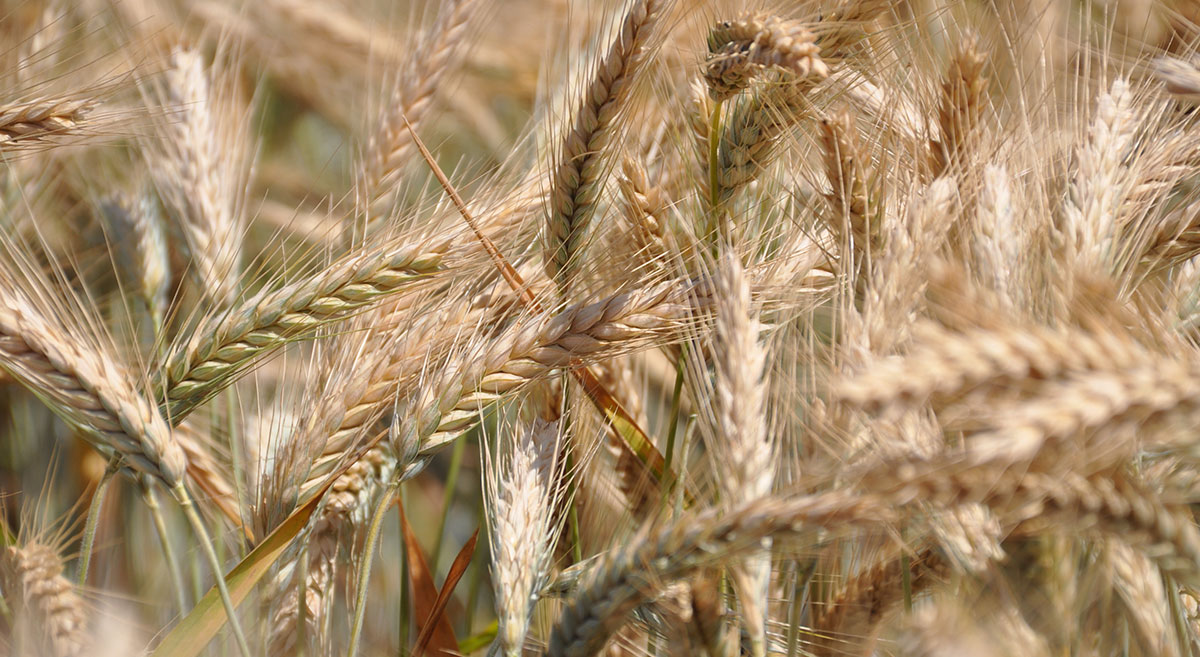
[704,14,828,101]
[0,294,185,489]
[545,0,674,291]
[0,97,93,149]
[1,544,89,657]
[159,240,444,422]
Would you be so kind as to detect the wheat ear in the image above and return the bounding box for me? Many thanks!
[812,549,946,657]
[151,48,243,306]
[929,37,987,178]
[0,294,186,488]
[546,492,894,657]
[1154,55,1200,105]
[268,444,398,657]
[488,419,563,657]
[704,14,828,101]
[359,0,478,234]
[1,544,89,657]
[159,239,444,421]
[1061,77,1136,267]
[394,279,711,459]
[711,251,773,657]
[98,194,171,338]
[544,0,673,290]
[0,97,93,149]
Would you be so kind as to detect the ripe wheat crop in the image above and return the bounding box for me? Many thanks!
[3,1,1200,656]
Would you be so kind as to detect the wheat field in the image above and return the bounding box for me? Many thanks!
[2,0,1200,655]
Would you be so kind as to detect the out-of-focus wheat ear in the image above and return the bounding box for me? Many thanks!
[962,360,1200,472]
[819,109,878,285]
[929,37,987,179]
[972,164,1019,300]
[1060,77,1136,269]
[894,597,1051,657]
[710,251,773,657]
[1154,55,1200,105]
[808,0,891,61]
[833,319,1137,416]
[1,543,89,657]
[0,294,186,489]
[1106,540,1182,657]
[545,492,895,657]
[158,238,445,423]
[812,549,946,657]
[0,97,94,150]
[357,0,479,238]
[487,419,563,657]
[97,193,171,341]
[860,177,956,352]
[867,458,1200,580]
[704,14,828,101]
[544,0,674,292]
[150,48,245,306]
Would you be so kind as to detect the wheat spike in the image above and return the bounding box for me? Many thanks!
[0,97,93,149]
[544,0,673,290]
[1,543,89,657]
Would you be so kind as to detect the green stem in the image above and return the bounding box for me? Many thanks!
[708,101,723,211]
[432,437,466,573]
[347,480,400,657]
[706,99,724,244]
[174,484,252,657]
[76,454,120,586]
[144,482,189,614]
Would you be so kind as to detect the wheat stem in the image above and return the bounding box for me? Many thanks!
[346,479,399,657]
[145,482,189,614]
[175,484,251,657]
[75,454,119,587]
